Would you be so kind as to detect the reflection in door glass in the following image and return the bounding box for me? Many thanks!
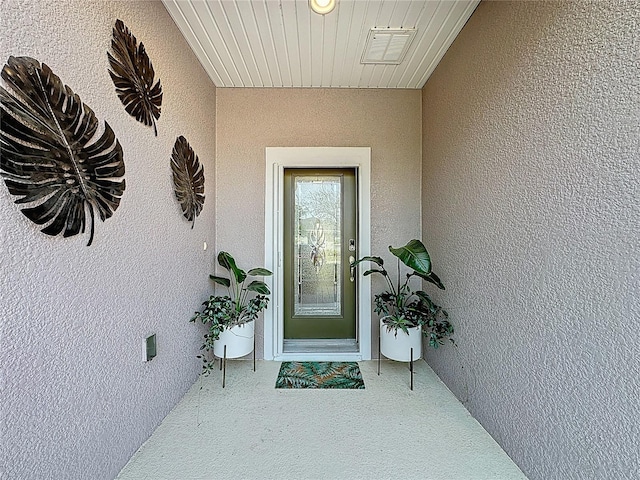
[294,175,342,316]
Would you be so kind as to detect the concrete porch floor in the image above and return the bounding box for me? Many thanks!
[117,360,527,479]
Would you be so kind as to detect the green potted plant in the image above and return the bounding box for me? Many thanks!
[191,251,272,373]
[353,239,454,361]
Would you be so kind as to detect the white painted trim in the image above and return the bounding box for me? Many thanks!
[264,147,372,361]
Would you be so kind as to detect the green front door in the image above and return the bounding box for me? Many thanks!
[283,168,357,339]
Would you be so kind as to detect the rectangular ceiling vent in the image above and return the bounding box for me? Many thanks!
[361,28,417,65]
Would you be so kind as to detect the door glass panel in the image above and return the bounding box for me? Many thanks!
[294,175,342,317]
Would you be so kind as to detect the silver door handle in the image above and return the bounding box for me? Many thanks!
[349,255,356,282]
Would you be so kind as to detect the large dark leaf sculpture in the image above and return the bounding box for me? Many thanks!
[108,19,162,136]
[171,136,204,228]
[0,56,125,246]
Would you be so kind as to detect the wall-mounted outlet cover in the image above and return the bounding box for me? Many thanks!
[144,333,157,362]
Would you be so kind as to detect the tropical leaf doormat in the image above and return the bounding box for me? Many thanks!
[275,361,365,389]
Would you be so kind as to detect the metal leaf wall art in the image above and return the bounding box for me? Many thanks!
[108,19,162,135]
[0,56,126,246]
[171,136,204,228]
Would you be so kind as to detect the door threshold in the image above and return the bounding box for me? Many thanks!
[278,338,363,360]
[283,339,359,354]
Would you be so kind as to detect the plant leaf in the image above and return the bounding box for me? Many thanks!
[107,19,162,135]
[414,290,435,304]
[352,256,384,267]
[247,268,272,277]
[217,251,247,284]
[363,269,386,277]
[0,56,125,246]
[415,270,445,290]
[209,275,230,288]
[389,239,431,275]
[246,280,270,294]
[171,136,204,228]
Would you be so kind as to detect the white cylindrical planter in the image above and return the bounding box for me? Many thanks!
[380,318,422,362]
[213,321,254,359]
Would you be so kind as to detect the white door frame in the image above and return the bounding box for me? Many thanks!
[264,147,372,361]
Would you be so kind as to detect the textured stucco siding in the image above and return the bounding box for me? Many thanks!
[422,1,639,479]
[0,1,216,478]
[216,88,422,357]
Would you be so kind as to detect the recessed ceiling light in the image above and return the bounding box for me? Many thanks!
[310,0,336,15]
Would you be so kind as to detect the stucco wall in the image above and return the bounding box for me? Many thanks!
[422,1,639,479]
[0,1,216,478]
[216,88,422,357]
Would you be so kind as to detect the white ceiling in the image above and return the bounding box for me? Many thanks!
[162,0,479,89]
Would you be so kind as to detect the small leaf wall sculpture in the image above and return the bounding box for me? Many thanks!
[171,136,205,228]
[0,56,126,246]
[108,19,162,135]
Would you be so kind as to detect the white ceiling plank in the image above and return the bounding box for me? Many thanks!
[387,1,438,87]
[366,63,383,89]
[336,0,367,87]
[373,0,398,27]
[250,0,283,86]
[221,0,265,86]
[330,0,355,87]
[188,0,245,86]
[281,0,302,87]
[309,4,324,87]
[321,9,339,86]
[295,0,313,87]
[413,0,479,88]
[357,0,386,87]
[399,0,426,29]
[404,0,462,88]
[352,1,385,88]
[384,0,427,87]
[378,65,397,90]
[390,0,441,89]
[366,0,411,88]
[377,0,415,87]
[235,0,273,86]
[265,0,293,86]
[163,0,480,89]
[197,1,254,86]
[179,0,240,87]
[162,0,227,86]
